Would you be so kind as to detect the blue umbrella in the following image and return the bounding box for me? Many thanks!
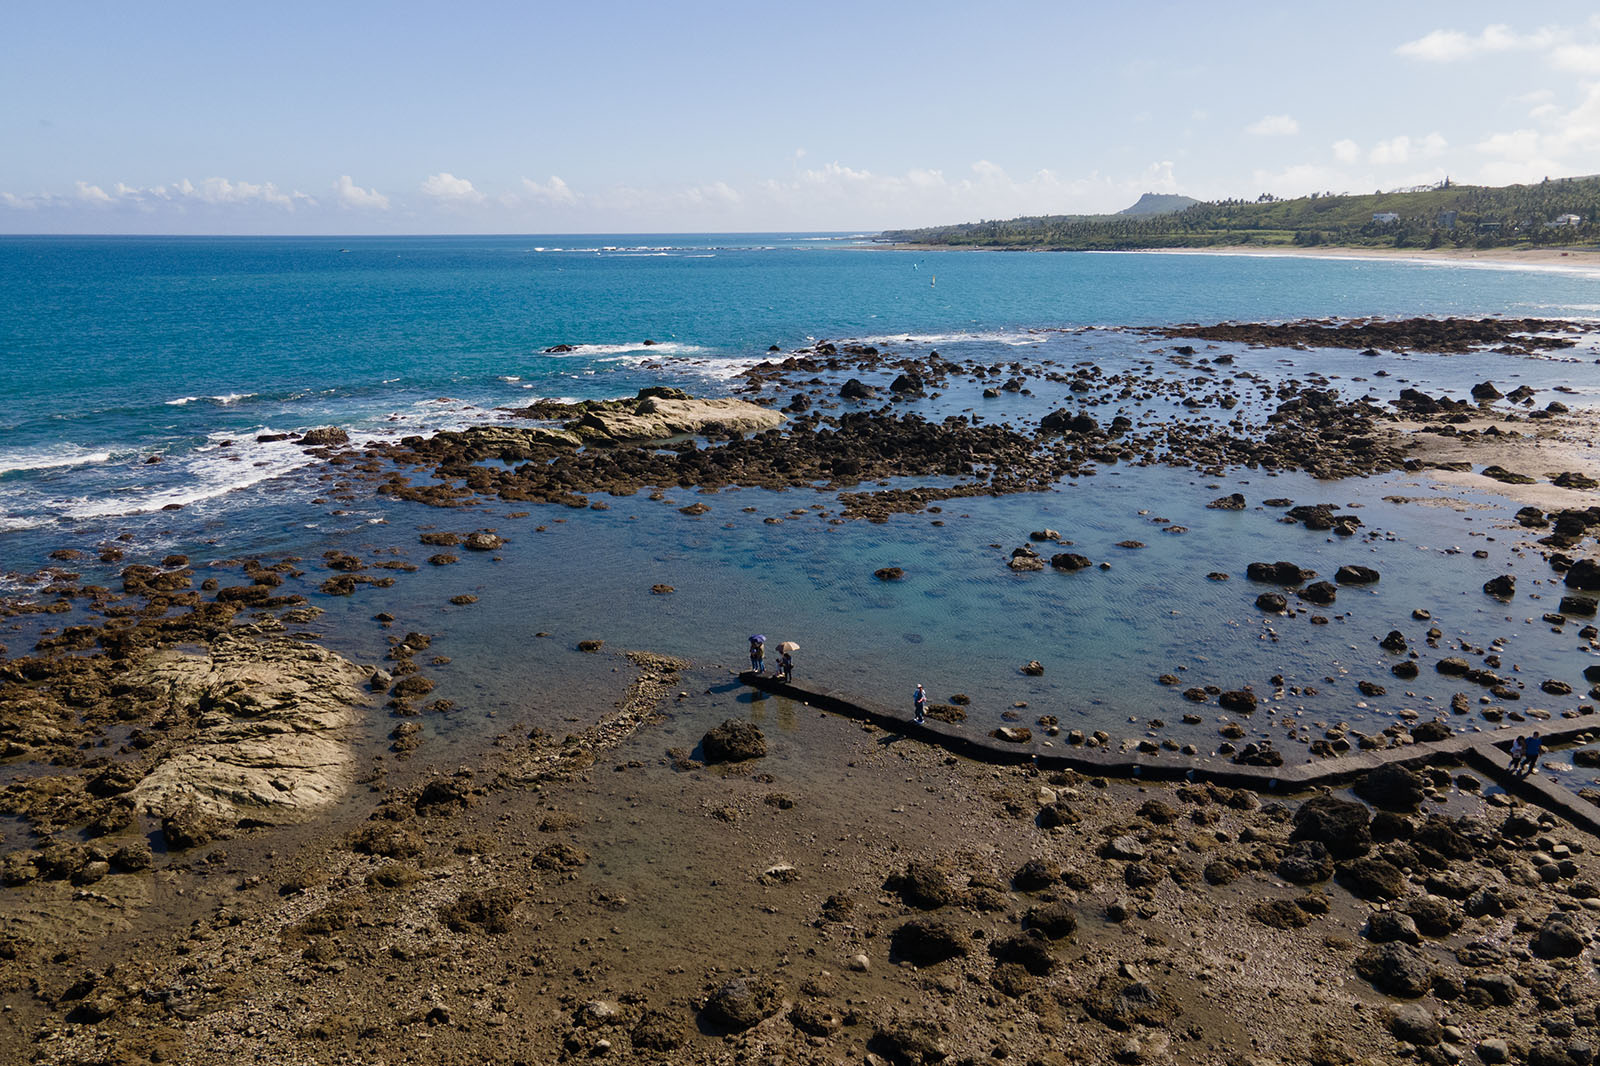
[750,634,767,643]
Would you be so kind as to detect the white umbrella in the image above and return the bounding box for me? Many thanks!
[777,641,799,654]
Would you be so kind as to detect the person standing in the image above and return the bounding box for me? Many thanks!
[778,650,793,683]
[1524,731,1543,774]
[913,684,928,724]
[749,636,765,674]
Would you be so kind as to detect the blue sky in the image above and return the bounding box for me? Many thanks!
[4,1,1599,233]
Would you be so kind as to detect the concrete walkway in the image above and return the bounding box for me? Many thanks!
[740,671,1600,832]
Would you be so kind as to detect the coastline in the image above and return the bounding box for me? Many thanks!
[877,239,1600,273]
[6,287,1600,1062]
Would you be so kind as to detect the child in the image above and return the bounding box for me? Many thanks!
[1508,735,1526,774]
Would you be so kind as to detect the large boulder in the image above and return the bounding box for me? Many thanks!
[1353,764,1426,811]
[891,918,969,965]
[574,394,784,443]
[702,976,782,1031]
[1338,857,1409,902]
[1567,559,1600,591]
[1292,795,1373,859]
[1336,565,1380,585]
[1354,942,1432,997]
[1247,561,1315,585]
[701,719,767,763]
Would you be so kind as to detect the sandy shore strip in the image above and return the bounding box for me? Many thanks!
[1138,244,1600,273]
[874,240,1600,274]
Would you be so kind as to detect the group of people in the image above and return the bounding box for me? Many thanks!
[748,635,794,683]
[1508,731,1544,775]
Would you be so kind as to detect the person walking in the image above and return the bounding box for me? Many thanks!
[913,684,928,724]
[1524,731,1544,774]
[1508,734,1526,774]
[749,635,766,674]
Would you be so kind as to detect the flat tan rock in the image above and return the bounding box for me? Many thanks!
[574,396,783,443]
[130,636,369,822]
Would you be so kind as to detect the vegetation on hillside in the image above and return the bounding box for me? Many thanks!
[881,176,1600,251]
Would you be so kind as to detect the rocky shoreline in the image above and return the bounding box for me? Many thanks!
[2,315,1599,1063]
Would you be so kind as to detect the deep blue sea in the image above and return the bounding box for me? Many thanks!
[2,234,1599,757]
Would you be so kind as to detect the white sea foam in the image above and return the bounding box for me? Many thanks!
[847,329,1051,348]
[59,430,316,520]
[540,342,711,357]
[0,444,114,475]
[164,392,256,407]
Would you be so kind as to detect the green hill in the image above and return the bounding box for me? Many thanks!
[881,176,1600,251]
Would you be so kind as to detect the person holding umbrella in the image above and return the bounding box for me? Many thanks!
[749,634,766,674]
[776,641,798,682]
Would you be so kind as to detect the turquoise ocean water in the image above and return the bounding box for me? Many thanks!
[2,234,1598,752]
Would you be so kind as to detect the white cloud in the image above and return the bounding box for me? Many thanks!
[1246,114,1299,137]
[420,172,484,204]
[1368,132,1447,166]
[74,181,112,204]
[1550,42,1600,72]
[1396,23,1556,62]
[1332,139,1361,164]
[1468,82,1600,185]
[333,175,390,210]
[520,175,578,206]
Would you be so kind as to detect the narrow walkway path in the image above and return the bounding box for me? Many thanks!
[741,672,1600,832]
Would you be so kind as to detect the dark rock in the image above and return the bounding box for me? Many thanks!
[1561,595,1598,617]
[989,932,1056,976]
[1301,581,1337,605]
[874,567,905,581]
[1249,898,1313,928]
[1354,764,1426,811]
[701,719,767,763]
[1207,493,1247,510]
[1012,859,1060,891]
[1411,719,1452,743]
[1535,912,1588,958]
[1403,895,1464,937]
[1040,409,1099,435]
[891,918,969,965]
[1336,565,1380,585]
[1219,689,1257,713]
[1050,552,1092,571]
[1247,561,1315,585]
[1353,942,1432,997]
[839,378,875,400]
[886,861,959,909]
[1338,857,1409,901]
[1023,901,1078,939]
[1293,796,1372,859]
[703,976,782,1031]
[1367,910,1420,944]
[1568,559,1600,591]
[299,427,350,448]
[1386,1003,1443,1047]
[1483,574,1516,599]
[1277,840,1335,883]
[1256,592,1287,613]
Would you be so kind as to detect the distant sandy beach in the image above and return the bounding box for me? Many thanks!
[877,240,1600,271]
[1148,243,1600,271]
